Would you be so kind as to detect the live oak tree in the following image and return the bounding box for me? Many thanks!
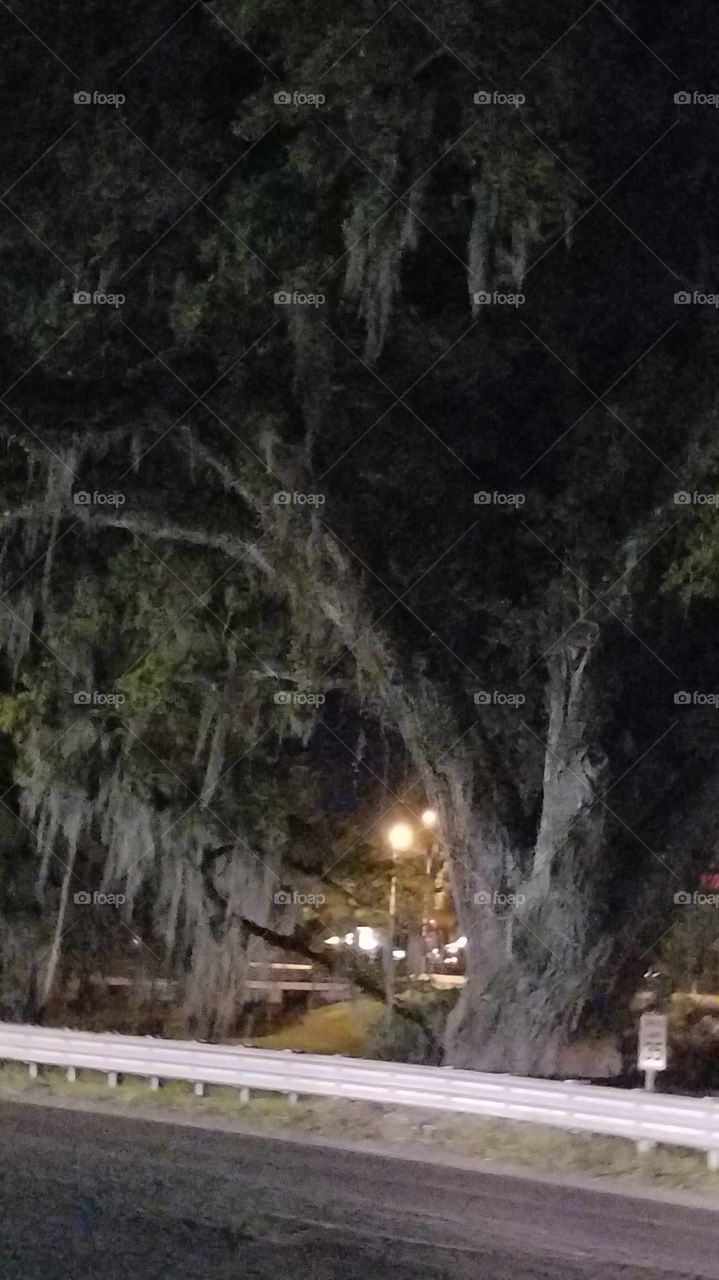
[1,0,719,1066]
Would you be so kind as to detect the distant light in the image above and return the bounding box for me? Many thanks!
[356,925,379,952]
[392,949,406,960]
[444,955,459,965]
[421,809,437,827]
[430,947,441,957]
[344,932,355,945]
[445,936,467,953]
[325,936,341,946]
[388,822,413,851]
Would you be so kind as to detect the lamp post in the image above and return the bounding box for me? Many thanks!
[385,822,413,1006]
[387,823,413,914]
[385,813,439,1002]
[419,810,438,966]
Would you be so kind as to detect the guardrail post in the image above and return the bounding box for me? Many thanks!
[27,1062,38,1079]
[149,1076,160,1091]
[240,1087,250,1103]
[193,1082,205,1097]
[287,1091,298,1104]
[708,1150,719,1172]
[66,1066,76,1082]
[635,1083,657,1155]
[107,1071,118,1088]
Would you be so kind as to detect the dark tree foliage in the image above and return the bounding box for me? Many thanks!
[0,0,718,1064]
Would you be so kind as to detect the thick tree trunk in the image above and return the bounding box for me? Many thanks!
[40,838,78,1007]
[444,629,617,1075]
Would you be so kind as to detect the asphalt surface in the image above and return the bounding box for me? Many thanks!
[1,1100,718,1279]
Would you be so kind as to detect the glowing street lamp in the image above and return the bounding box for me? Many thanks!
[388,822,413,851]
[385,812,440,1001]
[386,823,414,930]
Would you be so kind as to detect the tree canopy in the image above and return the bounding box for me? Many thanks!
[1,0,719,1063]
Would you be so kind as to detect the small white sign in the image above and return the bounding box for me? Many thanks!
[638,1012,668,1071]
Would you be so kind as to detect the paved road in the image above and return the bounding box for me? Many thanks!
[1,1100,718,1279]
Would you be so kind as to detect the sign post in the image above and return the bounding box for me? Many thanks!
[637,1012,668,1153]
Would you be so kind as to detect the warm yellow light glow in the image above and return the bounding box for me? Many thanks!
[388,822,414,851]
[421,809,437,827]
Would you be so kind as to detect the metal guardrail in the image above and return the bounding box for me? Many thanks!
[1,1022,718,1168]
